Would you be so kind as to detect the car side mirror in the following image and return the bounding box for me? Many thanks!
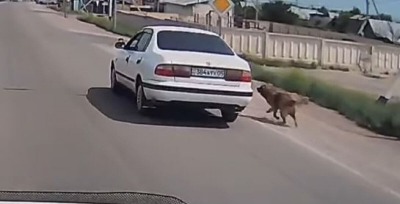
[114,38,125,49]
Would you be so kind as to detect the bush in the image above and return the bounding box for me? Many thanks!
[77,13,138,37]
[253,65,400,138]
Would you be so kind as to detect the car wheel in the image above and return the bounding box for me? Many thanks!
[221,109,239,122]
[111,68,123,94]
[135,82,148,114]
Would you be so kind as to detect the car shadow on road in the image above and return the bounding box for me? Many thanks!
[31,9,61,15]
[86,87,229,129]
[240,114,289,127]
[364,134,399,141]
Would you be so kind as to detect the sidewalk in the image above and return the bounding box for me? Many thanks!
[31,3,129,40]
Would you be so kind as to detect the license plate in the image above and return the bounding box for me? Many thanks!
[191,68,225,78]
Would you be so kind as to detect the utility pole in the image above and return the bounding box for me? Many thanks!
[366,0,370,15]
[63,0,67,18]
[112,0,116,30]
[255,0,258,24]
[109,0,112,16]
[243,0,247,19]
[371,0,380,19]
[371,0,397,104]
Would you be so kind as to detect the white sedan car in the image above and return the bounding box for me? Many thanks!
[110,26,253,122]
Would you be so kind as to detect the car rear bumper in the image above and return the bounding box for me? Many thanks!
[142,82,253,110]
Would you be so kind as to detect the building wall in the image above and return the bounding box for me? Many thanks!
[163,4,193,17]
[116,10,207,30]
[221,27,400,74]
[192,4,213,16]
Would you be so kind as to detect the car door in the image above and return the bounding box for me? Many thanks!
[126,29,153,93]
[115,32,144,90]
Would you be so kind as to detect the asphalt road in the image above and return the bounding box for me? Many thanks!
[0,2,399,204]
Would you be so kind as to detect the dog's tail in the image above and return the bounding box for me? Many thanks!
[297,96,309,105]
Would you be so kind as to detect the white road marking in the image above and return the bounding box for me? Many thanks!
[250,119,400,200]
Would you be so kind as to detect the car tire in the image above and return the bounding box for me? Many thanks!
[135,82,148,114]
[111,68,123,94]
[221,109,239,123]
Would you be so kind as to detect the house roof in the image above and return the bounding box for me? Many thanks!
[288,6,338,20]
[350,14,368,20]
[368,19,400,44]
[160,0,209,6]
[288,6,320,20]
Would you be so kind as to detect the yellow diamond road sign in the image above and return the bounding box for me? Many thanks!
[209,0,234,15]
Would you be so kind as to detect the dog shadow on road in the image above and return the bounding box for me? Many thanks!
[240,114,290,127]
[85,87,229,129]
[31,9,61,16]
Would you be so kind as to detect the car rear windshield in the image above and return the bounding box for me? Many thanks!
[157,30,234,55]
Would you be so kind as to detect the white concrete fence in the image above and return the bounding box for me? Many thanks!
[221,28,400,74]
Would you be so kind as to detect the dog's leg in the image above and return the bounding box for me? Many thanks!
[280,110,287,124]
[273,109,280,119]
[290,112,298,127]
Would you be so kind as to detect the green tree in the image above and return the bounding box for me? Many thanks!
[259,1,299,24]
[349,7,361,15]
[329,7,362,33]
[371,14,392,22]
[243,6,257,19]
[317,6,329,17]
[232,0,244,17]
[330,12,352,33]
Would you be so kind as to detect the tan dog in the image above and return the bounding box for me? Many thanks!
[257,83,308,127]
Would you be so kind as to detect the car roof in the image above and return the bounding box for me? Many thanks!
[143,26,218,36]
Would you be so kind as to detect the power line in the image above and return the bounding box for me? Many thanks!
[375,0,400,4]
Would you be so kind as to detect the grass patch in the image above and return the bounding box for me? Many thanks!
[77,13,138,37]
[241,54,318,70]
[252,65,400,138]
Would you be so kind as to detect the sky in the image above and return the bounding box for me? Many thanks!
[258,0,400,20]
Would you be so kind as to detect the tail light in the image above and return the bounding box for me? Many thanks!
[225,70,252,82]
[155,65,191,77]
[241,71,252,82]
[155,65,174,77]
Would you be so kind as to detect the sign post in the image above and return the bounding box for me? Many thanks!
[208,0,234,35]
[63,0,67,18]
[108,0,112,16]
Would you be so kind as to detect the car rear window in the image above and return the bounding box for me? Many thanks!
[157,31,234,56]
